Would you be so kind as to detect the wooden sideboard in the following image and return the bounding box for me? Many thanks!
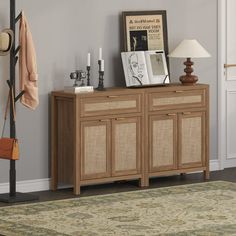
[51,84,209,195]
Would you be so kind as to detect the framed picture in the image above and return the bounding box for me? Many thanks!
[145,50,169,84]
[122,10,169,54]
[121,51,150,87]
[121,51,169,87]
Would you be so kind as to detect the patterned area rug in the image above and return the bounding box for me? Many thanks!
[1,181,236,236]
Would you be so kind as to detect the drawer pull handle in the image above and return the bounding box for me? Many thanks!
[107,95,118,98]
[167,113,176,116]
[99,119,109,122]
[115,118,125,121]
[183,112,191,115]
[175,90,184,93]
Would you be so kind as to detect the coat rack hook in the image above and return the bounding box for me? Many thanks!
[14,46,20,56]
[15,91,25,102]
[15,12,22,23]
[6,80,12,89]
[14,56,18,66]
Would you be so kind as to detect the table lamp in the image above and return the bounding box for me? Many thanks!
[168,39,211,85]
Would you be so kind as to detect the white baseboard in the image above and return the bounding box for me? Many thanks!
[210,159,221,171]
[222,158,236,169]
[0,160,223,194]
[0,178,50,194]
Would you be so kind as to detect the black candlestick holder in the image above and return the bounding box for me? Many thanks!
[86,66,91,86]
[97,71,105,91]
[96,60,105,91]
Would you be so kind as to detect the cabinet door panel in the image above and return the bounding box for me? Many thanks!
[149,115,177,172]
[178,112,205,168]
[81,120,111,180]
[112,117,141,176]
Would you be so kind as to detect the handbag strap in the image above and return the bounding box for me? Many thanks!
[1,88,16,138]
[10,87,16,122]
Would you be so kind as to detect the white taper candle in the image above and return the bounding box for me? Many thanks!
[87,53,91,67]
[99,47,102,61]
[101,59,104,71]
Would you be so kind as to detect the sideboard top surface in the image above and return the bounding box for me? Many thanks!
[51,83,209,98]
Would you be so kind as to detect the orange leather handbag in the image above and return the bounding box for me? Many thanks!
[0,138,19,160]
[0,88,19,160]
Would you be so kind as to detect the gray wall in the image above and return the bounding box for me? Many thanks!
[0,0,217,183]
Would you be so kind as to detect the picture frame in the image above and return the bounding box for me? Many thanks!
[145,50,169,85]
[121,51,149,87]
[122,10,169,55]
[121,51,169,87]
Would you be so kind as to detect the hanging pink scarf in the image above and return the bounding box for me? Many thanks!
[19,11,39,110]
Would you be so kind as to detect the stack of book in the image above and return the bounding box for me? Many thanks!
[64,86,94,93]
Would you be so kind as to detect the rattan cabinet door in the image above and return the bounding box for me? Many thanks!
[81,120,111,180]
[112,117,141,176]
[149,114,177,172]
[178,112,205,168]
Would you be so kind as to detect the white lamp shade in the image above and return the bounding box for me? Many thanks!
[168,39,211,58]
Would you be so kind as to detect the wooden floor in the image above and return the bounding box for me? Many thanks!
[0,168,236,207]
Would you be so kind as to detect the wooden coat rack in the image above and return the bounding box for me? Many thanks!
[0,0,38,203]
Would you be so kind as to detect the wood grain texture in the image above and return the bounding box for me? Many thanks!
[204,87,210,180]
[57,99,74,185]
[148,166,207,178]
[74,97,80,195]
[144,91,150,187]
[80,174,142,186]
[50,94,58,191]
[140,91,147,187]
[51,84,210,195]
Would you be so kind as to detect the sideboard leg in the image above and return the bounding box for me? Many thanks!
[139,177,149,188]
[51,179,57,191]
[50,163,58,191]
[144,179,149,187]
[204,170,210,180]
[139,178,145,187]
[74,185,81,195]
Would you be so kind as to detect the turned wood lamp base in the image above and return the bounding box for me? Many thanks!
[179,58,198,85]
[180,75,198,85]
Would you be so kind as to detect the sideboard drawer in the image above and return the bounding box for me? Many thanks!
[80,94,142,117]
[149,89,206,111]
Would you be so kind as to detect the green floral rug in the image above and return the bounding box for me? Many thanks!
[1,181,236,235]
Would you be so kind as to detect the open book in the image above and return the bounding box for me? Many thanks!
[121,50,170,87]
